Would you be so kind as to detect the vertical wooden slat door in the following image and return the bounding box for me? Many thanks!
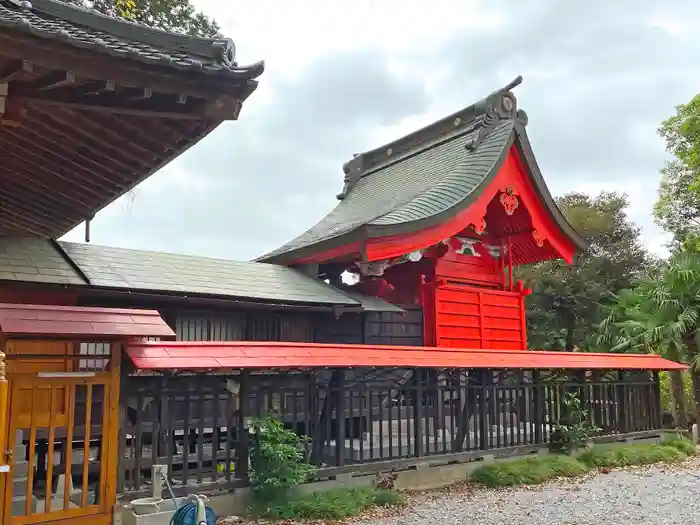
[2,374,115,525]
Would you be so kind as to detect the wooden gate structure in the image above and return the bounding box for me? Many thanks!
[0,304,174,525]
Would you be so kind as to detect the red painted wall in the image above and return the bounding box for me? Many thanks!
[422,244,528,350]
[434,245,502,288]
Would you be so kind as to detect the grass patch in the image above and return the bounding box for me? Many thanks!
[578,442,690,469]
[470,454,587,488]
[254,487,406,520]
[471,439,696,489]
[663,437,696,455]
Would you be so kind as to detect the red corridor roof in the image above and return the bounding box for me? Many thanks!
[0,303,175,339]
[125,341,686,371]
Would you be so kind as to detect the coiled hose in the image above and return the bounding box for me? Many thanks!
[169,500,217,525]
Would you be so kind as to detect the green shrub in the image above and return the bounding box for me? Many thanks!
[248,417,315,503]
[471,440,694,489]
[470,454,587,488]
[549,391,601,453]
[259,488,406,520]
[578,443,688,469]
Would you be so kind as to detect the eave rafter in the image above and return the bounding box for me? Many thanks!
[0,39,249,237]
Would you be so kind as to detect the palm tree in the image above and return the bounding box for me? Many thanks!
[597,252,700,428]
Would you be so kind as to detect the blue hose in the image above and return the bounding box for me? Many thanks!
[169,502,217,525]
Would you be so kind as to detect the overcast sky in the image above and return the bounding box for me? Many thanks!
[61,0,700,260]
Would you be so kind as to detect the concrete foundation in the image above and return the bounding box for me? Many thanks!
[114,430,666,524]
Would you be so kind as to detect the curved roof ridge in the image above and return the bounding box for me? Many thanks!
[26,0,232,61]
[336,75,523,200]
[370,120,515,230]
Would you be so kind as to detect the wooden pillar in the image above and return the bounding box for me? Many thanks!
[0,348,7,468]
[478,369,489,450]
[532,370,543,444]
[334,370,346,467]
[652,371,662,430]
[413,369,424,458]
[104,343,122,512]
[617,370,627,434]
[236,370,250,479]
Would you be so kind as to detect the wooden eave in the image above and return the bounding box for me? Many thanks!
[0,0,264,237]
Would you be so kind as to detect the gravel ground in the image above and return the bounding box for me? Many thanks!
[353,458,700,525]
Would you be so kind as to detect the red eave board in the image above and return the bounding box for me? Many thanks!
[126,341,685,371]
[0,303,175,339]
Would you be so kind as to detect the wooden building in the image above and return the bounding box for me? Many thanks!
[0,2,686,525]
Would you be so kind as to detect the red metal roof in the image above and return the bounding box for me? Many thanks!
[0,303,175,339]
[125,341,685,371]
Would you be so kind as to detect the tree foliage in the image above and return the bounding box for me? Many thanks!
[654,95,700,245]
[596,252,700,427]
[64,0,220,37]
[518,192,650,351]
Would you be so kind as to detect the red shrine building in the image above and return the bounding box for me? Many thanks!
[0,2,684,525]
[259,76,587,352]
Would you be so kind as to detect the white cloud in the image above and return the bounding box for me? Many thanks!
[62,0,700,264]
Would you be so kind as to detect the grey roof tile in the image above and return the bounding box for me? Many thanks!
[0,0,264,80]
[59,241,361,306]
[259,119,514,262]
[0,237,86,285]
[258,76,588,265]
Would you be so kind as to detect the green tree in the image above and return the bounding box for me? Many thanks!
[596,252,700,428]
[597,286,689,428]
[65,0,220,37]
[518,192,651,352]
[654,95,700,245]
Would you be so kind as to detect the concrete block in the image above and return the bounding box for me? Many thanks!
[692,424,699,446]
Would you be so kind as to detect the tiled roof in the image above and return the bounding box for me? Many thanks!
[0,0,264,79]
[125,340,688,370]
[0,302,175,338]
[0,237,86,285]
[59,241,360,306]
[258,77,586,264]
[260,120,514,263]
[0,237,404,309]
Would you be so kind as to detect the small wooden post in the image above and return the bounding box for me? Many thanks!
[532,370,543,444]
[236,370,250,480]
[414,369,424,457]
[335,370,346,467]
[617,370,627,434]
[652,371,662,429]
[478,369,489,450]
[0,348,8,468]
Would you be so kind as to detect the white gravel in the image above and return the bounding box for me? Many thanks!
[355,459,700,525]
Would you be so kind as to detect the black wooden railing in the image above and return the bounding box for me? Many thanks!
[117,368,661,496]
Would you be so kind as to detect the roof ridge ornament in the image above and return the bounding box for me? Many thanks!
[465,75,522,153]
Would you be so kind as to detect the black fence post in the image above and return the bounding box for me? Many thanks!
[414,368,424,458]
[308,371,323,464]
[532,370,543,444]
[335,369,346,466]
[479,369,489,450]
[617,370,627,434]
[652,371,662,429]
[236,369,250,480]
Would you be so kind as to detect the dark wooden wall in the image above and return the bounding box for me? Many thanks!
[171,310,314,342]
[78,291,424,346]
[314,306,423,346]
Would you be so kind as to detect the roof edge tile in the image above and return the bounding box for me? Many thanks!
[336,75,523,200]
[27,0,234,62]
